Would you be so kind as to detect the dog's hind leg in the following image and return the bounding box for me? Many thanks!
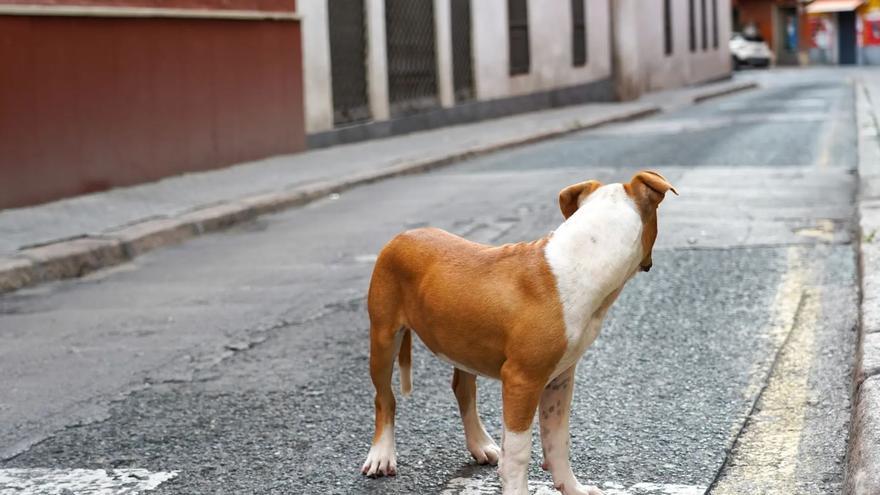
[361,320,403,477]
[452,368,500,465]
[399,329,412,396]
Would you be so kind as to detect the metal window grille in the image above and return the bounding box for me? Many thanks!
[664,0,673,55]
[701,0,708,50]
[689,0,696,52]
[385,0,439,116]
[507,0,530,75]
[328,0,370,126]
[450,0,474,102]
[571,0,587,66]
[712,0,719,49]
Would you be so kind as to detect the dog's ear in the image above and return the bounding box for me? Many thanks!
[558,180,603,220]
[625,170,678,212]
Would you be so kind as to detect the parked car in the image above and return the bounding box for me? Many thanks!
[730,32,772,69]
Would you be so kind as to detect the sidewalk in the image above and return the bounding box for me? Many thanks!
[0,78,755,294]
[847,74,880,495]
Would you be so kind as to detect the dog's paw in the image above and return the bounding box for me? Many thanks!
[468,440,501,465]
[560,483,604,495]
[361,445,397,478]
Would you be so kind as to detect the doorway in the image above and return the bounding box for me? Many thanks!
[775,6,799,65]
[839,10,857,64]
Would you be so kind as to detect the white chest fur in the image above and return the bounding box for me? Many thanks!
[544,184,644,375]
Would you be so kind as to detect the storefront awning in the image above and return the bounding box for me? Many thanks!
[806,0,865,14]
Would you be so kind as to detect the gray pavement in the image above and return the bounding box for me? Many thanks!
[0,68,865,494]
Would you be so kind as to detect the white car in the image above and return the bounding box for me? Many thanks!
[730,32,772,69]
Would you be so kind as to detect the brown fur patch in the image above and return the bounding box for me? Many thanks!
[623,170,677,270]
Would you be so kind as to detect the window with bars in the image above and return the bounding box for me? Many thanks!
[664,0,673,56]
[701,0,708,50]
[508,0,530,75]
[712,0,719,49]
[450,0,474,101]
[385,0,439,116]
[328,0,370,126]
[689,0,696,52]
[571,0,587,66]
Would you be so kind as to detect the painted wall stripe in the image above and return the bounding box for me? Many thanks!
[0,468,176,494]
[0,5,298,21]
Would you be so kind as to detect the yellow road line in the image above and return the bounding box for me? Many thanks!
[712,246,821,494]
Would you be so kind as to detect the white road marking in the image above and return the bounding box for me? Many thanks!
[441,476,705,495]
[0,468,176,494]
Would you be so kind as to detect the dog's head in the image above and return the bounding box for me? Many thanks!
[558,170,677,273]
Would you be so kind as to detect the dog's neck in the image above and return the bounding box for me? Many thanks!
[544,184,644,334]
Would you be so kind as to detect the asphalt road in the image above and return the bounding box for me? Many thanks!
[0,69,861,494]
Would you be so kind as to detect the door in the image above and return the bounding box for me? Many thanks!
[839,11,857,64]
[776,7,799,65]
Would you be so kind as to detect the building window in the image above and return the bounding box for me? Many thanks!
[571,0,587,66]
[450,0,474,101]
[689,0,696,52]
[712,0,719,49]
[508,0,530,75]
[701,0,708,50]
[328,0,370,125]
[664,0,673,55]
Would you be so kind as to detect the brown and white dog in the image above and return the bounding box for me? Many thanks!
[361,171,677,494]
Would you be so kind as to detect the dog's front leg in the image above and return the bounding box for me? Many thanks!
[539,366,603,495]
[499,365,544,495]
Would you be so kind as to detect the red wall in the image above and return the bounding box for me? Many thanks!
[735,0,775,46]
[0,0,295,12]
[0,12,304,209]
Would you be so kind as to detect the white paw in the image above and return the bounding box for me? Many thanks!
[361,444,397,478]
[467,439,501,465]
[560,483,604,495]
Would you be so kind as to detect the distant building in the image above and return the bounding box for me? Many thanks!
[732,0,811,65]
[806,0,880,65]
[301,0,733,147]
[0,0,305,209]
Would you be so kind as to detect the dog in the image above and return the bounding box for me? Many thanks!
[361,171,677,494]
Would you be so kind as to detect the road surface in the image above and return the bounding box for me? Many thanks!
[0,68,860,494]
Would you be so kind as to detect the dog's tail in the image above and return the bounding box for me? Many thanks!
[399,329,412,396]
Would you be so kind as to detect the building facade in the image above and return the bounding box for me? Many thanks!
[805,0,880,65]
[732,0,811,65]
[0,0,305,209]
[302,0,732,146]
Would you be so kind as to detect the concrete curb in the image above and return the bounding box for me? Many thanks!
[692,80,759,103]
[0,80,756,294]
[845,80,880,495]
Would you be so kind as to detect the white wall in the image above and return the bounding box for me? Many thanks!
[624,0,732,94]
[300,0,731,134]
[472,0,613,100]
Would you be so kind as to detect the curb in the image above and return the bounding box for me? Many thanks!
[692,80,759,103]
[0,80,757,295]
[845,80,880,495]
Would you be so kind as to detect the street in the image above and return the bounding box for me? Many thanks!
[0,69,862,494]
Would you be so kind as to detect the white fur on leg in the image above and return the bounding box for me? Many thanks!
[462,408,501,465]
[400,364,412,396]
[499,429,531,494]
[361,425,397,477]
[540,370,603,495]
